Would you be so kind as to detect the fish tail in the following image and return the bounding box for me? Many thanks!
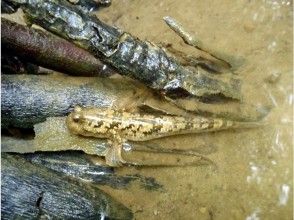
[221,120,264,130]
[188,117,264,133]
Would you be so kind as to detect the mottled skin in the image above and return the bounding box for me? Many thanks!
[67,107,237,140]
[67,106,258,166]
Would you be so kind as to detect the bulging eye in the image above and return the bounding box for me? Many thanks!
[72,114,80,122]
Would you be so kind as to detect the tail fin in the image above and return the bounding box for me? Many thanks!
[228,120,265,130]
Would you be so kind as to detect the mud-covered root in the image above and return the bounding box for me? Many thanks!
[23,151,164,190]
[1,153,133,219]
[1,18,115,77]
[163,16,232,70]
[4,0,242,101]
[67,0,112,12]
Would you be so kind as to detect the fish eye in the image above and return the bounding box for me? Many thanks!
[72,113,80,122]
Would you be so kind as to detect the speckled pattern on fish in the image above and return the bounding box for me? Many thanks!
[66,106,253,142]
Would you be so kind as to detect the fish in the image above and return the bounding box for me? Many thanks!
[67,106,260,166]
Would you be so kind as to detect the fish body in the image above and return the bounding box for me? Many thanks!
[66,106,257,141]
